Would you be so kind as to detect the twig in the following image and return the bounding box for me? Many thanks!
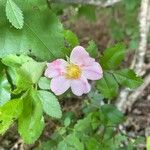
[134,0,150,75]
[116,0,150,112]
[49,0,122,7]
[125,73,150,112]
[10,139,24,150]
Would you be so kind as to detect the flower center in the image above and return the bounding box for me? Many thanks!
[66,64,81,79]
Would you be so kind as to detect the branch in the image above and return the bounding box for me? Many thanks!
[125,73,150,112]
[134,0,150,75]
[49,0,122,7]
[116,0,150,112]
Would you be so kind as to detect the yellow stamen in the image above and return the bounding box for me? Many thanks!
[66,64,81,79]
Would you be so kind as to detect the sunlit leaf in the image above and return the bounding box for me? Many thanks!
[6,0,24,29]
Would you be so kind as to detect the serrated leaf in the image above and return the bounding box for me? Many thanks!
[0,99,23,134]
[18,61,46,84]
[0,71,11,106]
[2,54,33,67]
[6,0,24,29]
[100,43,126,70]
[37,90,62,118]
[57,134,84,150]
[85,137,101,150]
[38,77,50,90]
[100,104,124,125]
[74,113,92,134]
[96,72,119,99]
[86,40,98,58]
[64,30,79,49]
[15,60,46,92]
[0,2,65,60]
[34,140,57,150]
[113,69,143,88]
[18,89,44,144]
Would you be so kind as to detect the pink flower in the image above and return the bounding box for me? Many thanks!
[44,46,103,96]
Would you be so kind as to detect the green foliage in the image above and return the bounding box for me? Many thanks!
[109,19,125,41]
[18,89,44,144]
[0,0,144,148]
[100,43,126,70]
[35,105,130,150]
[15,60,46,92]
[2,54,33,67]
[124,0,140,11]
[38,77,50,90]
[0,99,23,134]
[113,69,143,88]
[34,140,56,150]
[100,104,124,125]
[0,61,5,72]
[108,0,140,45]
[86,40,98,58]
[85,137,101,150]
[57,133,84,150]
[37,90,62,118]
[96,72,119,99]
[146,136,150,150]
[0,54,63,143]
[2,55,46,93]
[78,5,96,21]
[64,30,79,50]
[74,113,93,133]
[0,71,11,106]
[6,0,24,29]
[97,43,142,99]
[0,1,65,60]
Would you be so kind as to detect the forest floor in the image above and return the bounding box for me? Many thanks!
[0,15,149,150]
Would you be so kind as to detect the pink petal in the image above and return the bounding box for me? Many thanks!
[82,62,103,80]
[70,46,95,66]
[71,76,91,96]
[44,59,68,78]
[50,76,70,95]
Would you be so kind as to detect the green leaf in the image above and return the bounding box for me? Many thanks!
[100,104,124,125]
[85,137,101,150]
[113,69,143,88]
[15,60,46,92]
[0,71,11,106]
[124,0,140,11]
[96,72,119,99]
[0,99,23,134]
[2,54,33,67]
[100,43,126,70]
[0,2,65,60]
[37,90,62,119]
[109,19,125,41]
[74,113,92,134]
[86,40,98,58]
[0,61,5,73]
[18,61,46,84]
[64,30,79,49]
[78,5,96,21]
[18,89,44,144]
[38,77,50,90]
[146,136,150,150]
[6,0,24,29]
[57,134,84,150]
[34,140,57,150]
